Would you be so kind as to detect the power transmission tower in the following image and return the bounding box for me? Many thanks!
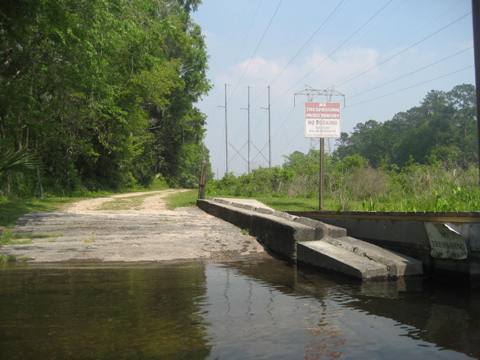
[261,85,272,168]
[217,84,229,175]
[241,86,251,173]
[294,86,346,210]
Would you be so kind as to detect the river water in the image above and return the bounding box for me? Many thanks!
[0,258,478,359]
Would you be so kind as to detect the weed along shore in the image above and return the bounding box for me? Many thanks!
[0,190,264,263]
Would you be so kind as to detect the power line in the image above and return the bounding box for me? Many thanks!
[335,11,472,88]
[278,0,394,99]
[229,0,283,101]
[269,0,346,85]
[347,65,473,108]
[349,46,473,99]
[234,0,264,62]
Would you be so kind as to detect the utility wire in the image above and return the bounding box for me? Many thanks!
[234,0,264,62]
[347,65,473,108]
[229,0,283,101]
[278,0,394,100]
[269,0,346,85]
[335,11,471,88]
[349,46,473,98]
[258,0,393,157]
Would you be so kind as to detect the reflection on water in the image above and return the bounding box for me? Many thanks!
[0,259,478,359]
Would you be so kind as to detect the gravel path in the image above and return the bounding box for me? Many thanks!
[2,190,265,263]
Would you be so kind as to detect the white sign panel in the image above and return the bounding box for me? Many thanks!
[304,102,341,138]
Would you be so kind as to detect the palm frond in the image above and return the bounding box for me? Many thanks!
[0,147,39,175]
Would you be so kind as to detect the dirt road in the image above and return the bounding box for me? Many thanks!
[2,190,265,262]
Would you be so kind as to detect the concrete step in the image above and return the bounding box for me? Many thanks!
[298,241,388,280]
[199,198,424,280]
[298,237,423,280]
[323,236,423,277]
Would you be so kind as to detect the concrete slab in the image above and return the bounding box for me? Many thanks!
[213,198,274,211]
[298,241,389,280]
[198,198,423,280]
[293,217,347,239]
[197,199,316,260]
[323,236,423,277]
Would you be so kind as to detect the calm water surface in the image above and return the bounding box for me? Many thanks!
[0,258,478,359]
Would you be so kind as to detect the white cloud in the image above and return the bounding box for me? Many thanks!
[214,46,385,105]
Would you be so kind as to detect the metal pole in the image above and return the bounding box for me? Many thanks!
[319,138,324,210]
[248,86,251,174]
[472,0,480,184]
[268,85,272,168]
[224,83,229,174]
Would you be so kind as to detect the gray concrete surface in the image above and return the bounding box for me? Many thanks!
[322,236,423,277]
[197,199,316,260]
[2,191,265,262]
[298,240,389,280]
[290,212,480,276]
[199,198,423,280]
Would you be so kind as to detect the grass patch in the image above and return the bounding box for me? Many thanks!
[165,190,198,209]
[0,196,85,228]
[0,229,54,245]
[254,195,319,211]
[0,254,16,264]
[98,193,154,211]
[1,228,63,245]
[0,180,171,227]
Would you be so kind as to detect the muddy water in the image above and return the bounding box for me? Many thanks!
[0,259,478,359]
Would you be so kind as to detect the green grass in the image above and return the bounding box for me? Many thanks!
[0,196,85,228]
[165,190,198,209]
[254,195,319,211]
[0,254,16,264]
[0,228,62,245]
[98,193,154,211]
[0,176,172,228]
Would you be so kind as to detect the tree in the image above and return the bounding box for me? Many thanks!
[334,84,476,169]
[0,0,211,195]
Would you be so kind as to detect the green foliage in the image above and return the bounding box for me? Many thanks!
[0,0,210,197]
[335,84,477,168]
[165,189,197,209]
[0,254,16,264]
[207,162,480,212]
[0,146,38,175]
[0,195,85,227]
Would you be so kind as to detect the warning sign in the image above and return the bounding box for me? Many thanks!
[304,102,341,138]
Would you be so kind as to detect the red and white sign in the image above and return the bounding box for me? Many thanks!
[304,102,341,138]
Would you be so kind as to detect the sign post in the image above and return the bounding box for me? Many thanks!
[294,86,345,211]
[304,102,341,210]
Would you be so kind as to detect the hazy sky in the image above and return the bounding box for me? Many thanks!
[192,0,475,178]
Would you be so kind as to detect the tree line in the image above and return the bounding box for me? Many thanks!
[335,84,477,168]
[0,0,210,196]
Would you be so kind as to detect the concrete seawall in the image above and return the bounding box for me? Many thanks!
[290,211,480,277]
[197,198,422,280]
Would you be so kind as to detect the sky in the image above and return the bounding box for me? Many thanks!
[192,0,475,178]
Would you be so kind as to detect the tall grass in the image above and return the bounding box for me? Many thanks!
[207,158,480,212]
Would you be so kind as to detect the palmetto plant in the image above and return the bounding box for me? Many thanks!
[0,147,39,176]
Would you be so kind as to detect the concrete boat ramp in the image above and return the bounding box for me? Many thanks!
[198,198,423,280]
